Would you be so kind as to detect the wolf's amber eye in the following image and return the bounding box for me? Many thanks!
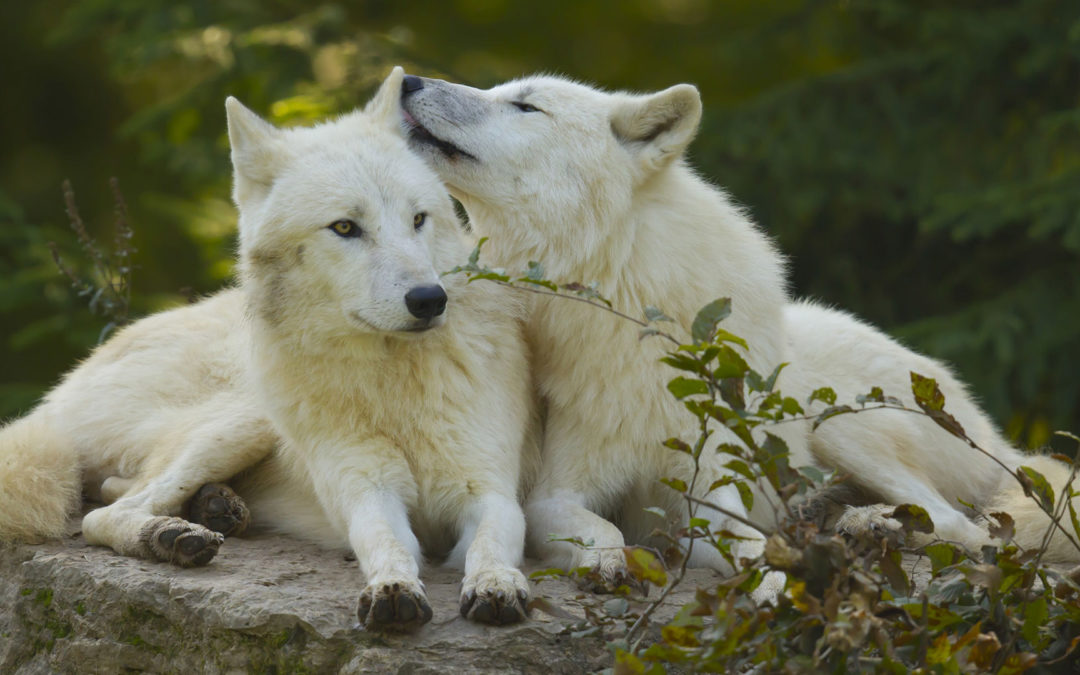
[329,219,362,238]
[512,101,542,113]
[413,212,427,231]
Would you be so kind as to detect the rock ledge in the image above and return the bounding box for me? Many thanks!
[1,520,710,674]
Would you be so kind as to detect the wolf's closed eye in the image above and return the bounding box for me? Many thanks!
[512,101,542,113]
[329,219,363,238]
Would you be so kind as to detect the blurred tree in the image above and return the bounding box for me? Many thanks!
[696,0,1080,449]
[1,0,1077,449]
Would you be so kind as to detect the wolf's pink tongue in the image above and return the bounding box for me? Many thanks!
[402,109,418,127]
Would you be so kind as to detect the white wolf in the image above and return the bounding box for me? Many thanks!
[0,69,536,630]
[399,72,1080,586]
[402,73,813,599]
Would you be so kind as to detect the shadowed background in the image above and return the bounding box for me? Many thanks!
[1,0,1077,451]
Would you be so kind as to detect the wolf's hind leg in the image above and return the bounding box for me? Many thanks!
[81,401,275,565]
[525,490,634,594]
[186,482,250,537]
[100,476,135,504]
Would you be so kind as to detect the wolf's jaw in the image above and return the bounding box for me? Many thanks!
[401,109,477,162]
[350,311,446,336]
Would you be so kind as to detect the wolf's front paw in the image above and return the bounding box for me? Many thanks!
[576,549,648,596]
[186,482,250,537]
[459,567,529,625]
[140,516,224,567]
[357,579,433,633]
[835,504,903,540]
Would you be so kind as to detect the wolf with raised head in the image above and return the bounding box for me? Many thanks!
[402,73,812,599]
[399,72,1080,588]
[0,69,537,630]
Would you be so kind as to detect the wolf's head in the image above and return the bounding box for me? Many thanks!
[227,68,462,337]
[400,73,701,268]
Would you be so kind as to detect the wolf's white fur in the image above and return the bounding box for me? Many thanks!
[403,74,812,598]
[401,72,1079,584]
[228,71,535,625]
[785,301,1078,560]
[0,287,274,557]
[0,69,538,626]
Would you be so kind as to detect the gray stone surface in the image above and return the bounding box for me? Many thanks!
[0,518,713,674]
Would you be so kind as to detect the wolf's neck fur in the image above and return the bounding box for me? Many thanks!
[463,161,790,327]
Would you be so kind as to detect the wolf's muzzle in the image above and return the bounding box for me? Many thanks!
[402,75,424,94]
[404,285,447,320]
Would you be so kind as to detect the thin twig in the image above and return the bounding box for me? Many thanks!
[486,278,683,346]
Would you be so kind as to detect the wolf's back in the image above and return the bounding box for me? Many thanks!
[0,408,81,541]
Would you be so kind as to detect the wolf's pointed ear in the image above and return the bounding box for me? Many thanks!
[364,66,406,134]
[610,84,702,172]
[226,97,286,207]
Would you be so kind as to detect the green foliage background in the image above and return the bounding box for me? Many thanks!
[1,0,1077,450]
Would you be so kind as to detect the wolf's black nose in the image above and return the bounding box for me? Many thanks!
[404,285,447,319]
[402,75,424,94]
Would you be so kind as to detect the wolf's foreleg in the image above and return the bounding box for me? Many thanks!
[305,441,431,633]
[453,492,529,625]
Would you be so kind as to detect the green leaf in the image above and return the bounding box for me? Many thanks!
[663,438,692,454]
[812,404,854,430]
[1068,492,1080,541]
[718,376,745,410]
[759,362,787,393]
[660,477,688,493]
[714,443,744,458]
[892,504,935,534]
[643,305,673,322]
[1017,465,1056,512]
[691,297,732,344]
[1021,596,1048,645]
[925,542,958,574]
[660,353,706,374]
[660,624,700,649]
[878,549,910,595]
[516,276,558,291]
[910,372,945,410]
[797,465,825,485]
[780,396,804,417]
[667,376,709,399]
[855,386,885,405]
[712,345,749,378]
[688,517,711,530]
[707,476,735,492]
[711,328,747,350]
[467,270,510,283]
[735,481,754,512]
[562,281,612,307]
[468,237,487,265]
[724,460,754,481]
[523,260,544,281]
[642,506,667,520]
[808,387,836,406]
[623,547,667,587]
